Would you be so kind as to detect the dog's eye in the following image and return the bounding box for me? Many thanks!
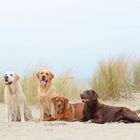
[41,72,43,75]
[55,99,58,102]
[10,74,13,76]
[46,73,48,75]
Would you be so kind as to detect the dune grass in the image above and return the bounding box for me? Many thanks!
[133,61,140,91]
[54,71,81,101]
[21,70,81,104]
[22,70,81,104]
[1,56,140,104]
[22,72,38,105]
[0,70,81,105]
[90,56,132,100]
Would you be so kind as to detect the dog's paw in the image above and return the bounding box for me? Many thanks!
[21,119,26,123]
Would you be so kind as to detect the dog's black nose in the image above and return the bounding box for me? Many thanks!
[5,76,8,81]
[58,104,61,108]
[42,76,45,80]
[80,94,85,99]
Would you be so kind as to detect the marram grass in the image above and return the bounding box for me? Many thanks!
[54,71,80,101]
[90,56,132,100]
[0,57,140,104]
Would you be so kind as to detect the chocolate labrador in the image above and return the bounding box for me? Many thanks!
[80,90,140,123]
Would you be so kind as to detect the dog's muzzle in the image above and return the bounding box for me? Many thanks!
[4,76,13,85]
[80,94,89,103]
[5,76,8,81]
[5,81,13,85]
[40,79,48,87]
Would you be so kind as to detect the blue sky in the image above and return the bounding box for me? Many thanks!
[0,0,140,77]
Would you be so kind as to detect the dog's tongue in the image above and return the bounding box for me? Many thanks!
[41,80,46,86]
[82,99,89,103]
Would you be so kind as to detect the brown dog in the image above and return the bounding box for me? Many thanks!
[45,96,84,121]
[80,90,140,123]
[36,69,58,120]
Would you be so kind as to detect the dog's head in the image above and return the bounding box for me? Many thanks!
[3,72,20,85]
[51,96,69,112]
[80,90,99,105]
[36,70,54,87]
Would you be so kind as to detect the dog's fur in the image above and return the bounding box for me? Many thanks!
[4,72,32,122]
[36,69,58,120]
[45,96,84,121]
[80,90,140,123]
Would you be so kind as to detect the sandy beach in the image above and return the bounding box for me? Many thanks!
[0,93,140,140]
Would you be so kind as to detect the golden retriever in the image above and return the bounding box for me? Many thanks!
[45,96,84,121]
[3,72,32,122]
[36,69,58,120]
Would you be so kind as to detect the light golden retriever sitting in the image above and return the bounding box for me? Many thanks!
[3,72,32,122]
[36,69,58,121]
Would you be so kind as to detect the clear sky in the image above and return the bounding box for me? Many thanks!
[0,0,140,77]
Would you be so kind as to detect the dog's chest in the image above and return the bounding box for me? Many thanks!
[38,89,57,103]
[38,92,51,101]
[5,89,20,105]
[85,106,97,119]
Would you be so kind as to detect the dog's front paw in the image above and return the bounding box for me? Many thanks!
[79,118,88,122]
[21,119,25,123]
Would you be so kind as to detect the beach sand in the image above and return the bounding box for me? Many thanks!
[1,93,140,140]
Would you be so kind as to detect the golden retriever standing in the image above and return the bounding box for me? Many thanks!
[36,69,58,120]
[3,72,32,122]
[45,96,84,121]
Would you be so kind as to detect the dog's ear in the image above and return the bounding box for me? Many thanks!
[36,72,40,79]
[64,97,69,105]
[51,97,57,103]
[2,73,5,80]
[15,73,20,82]
[92,90,99,100]
[95,93,99,99]
[49,71,54,80]
[2,74,6,84]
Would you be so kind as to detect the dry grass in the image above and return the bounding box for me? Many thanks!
[90,56,132,100]
[22,72,38,105]
[133,61,140,91]
[21,70,81,104]
[1,57,140,103]
[0,70,81,105]
[54,71,81,100]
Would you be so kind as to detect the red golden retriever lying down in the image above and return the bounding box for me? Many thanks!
[45,96,84,121]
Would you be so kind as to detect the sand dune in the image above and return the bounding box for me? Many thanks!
[1,94,140,140]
